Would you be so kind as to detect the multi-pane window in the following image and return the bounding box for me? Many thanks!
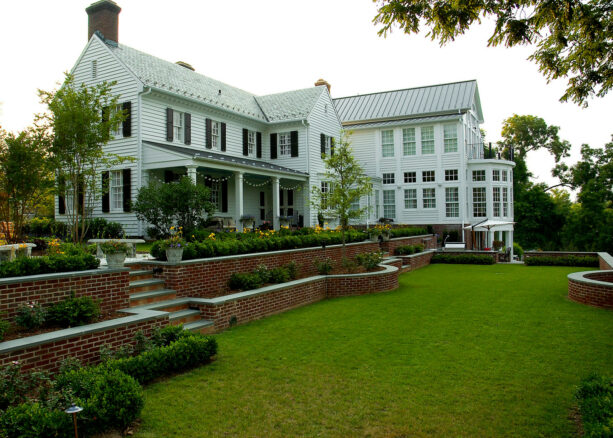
[381,130,394,157]
[473,187,486,217]
[210,181,221,210]
[320,182,329,209]
[445,187,459,217]
[211,120,220,149]
[279,133,291,156]
[422,170,435,182]
[502,170,508,182]
[493,187,501,217]
[323,136,332,155]
[111,170,123,211]
[503,187,509,216]
[173,111,184,143]
[445,169,458,181]
[443,124,458,153]
[350,198,360,212]
[382,173,395,184]
[383,190,396,219]
[472,170,486,181]
[404,189,417,209]
[423,188,436,208]
[375,190,380,219]
[111,104,123,138]
[404,172,416,183]
[492,169,500,181]
[421,126,435,154]
[402,128,416,155]
[247,131,256,156]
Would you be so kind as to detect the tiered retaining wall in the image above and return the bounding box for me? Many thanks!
[380,235,436,255]
[0,268,130,320]
[398,250,436,271]
[599,252,613,270]
[568,270,613,310]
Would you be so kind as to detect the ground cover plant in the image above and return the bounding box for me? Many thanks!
[134,265,613,437]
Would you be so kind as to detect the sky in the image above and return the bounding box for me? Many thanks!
[1,0,611,188]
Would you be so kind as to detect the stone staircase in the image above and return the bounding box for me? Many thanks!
[127,268,214,333]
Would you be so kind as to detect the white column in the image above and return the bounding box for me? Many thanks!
[235,171,244,232]
[186,165,198,184]
[509,230,515,261]
[272,177,280,230]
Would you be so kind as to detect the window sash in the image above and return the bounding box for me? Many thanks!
[211,121,220,149]
[445,169,458,181]
[404,172,416,183]
[173,111,184,142]
[383,173,395,184]
[502,170,508,181]
[404,189,417,209]
[381,130,394,157]
[111,104,123,138]
[445,187,459,217]
[422,170,435,182]
[421,126,434,154]
[279,133,291,156]
[492,170,500,181]
[443,125,458,153]
[423,188,436,208]
[472,170,485,182]
[383,190,395,219]
[210,181,221,210]
[402,128,416,155]
[111,170,123,211]
[473,187,486,217]
[248,131,256,155]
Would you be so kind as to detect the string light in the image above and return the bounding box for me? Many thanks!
[203,175,232,182]
[280,183,303,191]
[244,178,271,187]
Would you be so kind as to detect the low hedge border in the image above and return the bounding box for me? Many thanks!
[0,254,100,279]
[524,255,599,267]
[431,254,495,265]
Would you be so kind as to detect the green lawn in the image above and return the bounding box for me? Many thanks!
[135,265,613,437]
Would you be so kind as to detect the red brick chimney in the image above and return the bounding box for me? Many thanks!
[86,0,121,43]
[315,78,331,93]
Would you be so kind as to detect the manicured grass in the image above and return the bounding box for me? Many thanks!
[135,242,153,253]
[135,265,613,437]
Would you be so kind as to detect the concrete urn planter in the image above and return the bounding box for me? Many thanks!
[105,252,126,269]
[166,248,184,263]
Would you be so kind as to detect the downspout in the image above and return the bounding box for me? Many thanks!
[136,86,153,236]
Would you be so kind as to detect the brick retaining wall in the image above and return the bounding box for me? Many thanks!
[326,265,398,298]
[0,269,130,320]
[599,252,613,270]
[380,235,436,255]
[401,251,435,271]
[568,270,613,310]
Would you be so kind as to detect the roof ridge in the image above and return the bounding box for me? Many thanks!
[333,79,477,101]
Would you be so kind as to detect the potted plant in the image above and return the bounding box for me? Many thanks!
[278,215,291,227]
[162,228,186,263]
[100,240,129,269]
[367,227,382,242]
[239,214,255,229]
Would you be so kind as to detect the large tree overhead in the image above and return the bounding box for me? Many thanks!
[373,0,613,106]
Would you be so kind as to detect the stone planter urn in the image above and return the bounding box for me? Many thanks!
[105,252,126,269]
[369,234,380,243]
[381,232,391,242]
[166,248,184,263]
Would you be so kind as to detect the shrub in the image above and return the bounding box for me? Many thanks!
[269,266,290,284]
[314,257,333,275]
[524,255,599,267]
[355,251,384,271]
[47,293,100,327]
[575,374,613,438]
[84,218,124,239]
[0,314,9,341]
[513,242,524,259]
[389,227,428,238]
[15,301,46,330]
[0,402,72,438]
[253,264,271,284]
[394,244,424,255]
[0,253,99,279]
[150,325,187,347]
[431,254,495,265]
[0,362,52,411]
[24,217,68,238]
[228,272,263,290]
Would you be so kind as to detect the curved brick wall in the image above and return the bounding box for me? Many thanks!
[568,270,613,310]
[326,264,399,298]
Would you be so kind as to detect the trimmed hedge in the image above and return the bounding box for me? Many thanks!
[524,255,599,267]
[394,244,425,255]
[431,254,495,265]
[389,227,428,238]
[0,254,99,279]
[575,374,613,437]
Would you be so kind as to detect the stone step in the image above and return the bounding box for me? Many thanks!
[168,308,201,325]
[129,278,166,294]
[129,289,177,307]
[183,319,215,334]
[129,270,154,282]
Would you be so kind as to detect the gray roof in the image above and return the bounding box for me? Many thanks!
[333,80,483,124]
[346,114,462,130]
[144,141,308,177]
[104,37,323,123]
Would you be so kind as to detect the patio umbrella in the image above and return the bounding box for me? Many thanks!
[464,219,515,249]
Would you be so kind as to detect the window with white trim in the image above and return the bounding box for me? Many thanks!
[423,188,436,208]
[493,187,501,217]
[445,187,459,217]
[248,131,256,156]
[382,173,395,184]
[503,187,509,216]
[110,171,123,211]
[492,169,500,181]
[404,172,416,183]
[173,111,184,143]
[404,189,417,209]
[473,187,486,217]
[211,120,221,150]
[443,124,458,153]
[381,130,394,157]
[502,170,508,182]
[472,170,486,181]
[383,190,396,219]
[279,132,291,156]
[210,181,221,210]
[402,127,416,155]
[323,135,332,155]
[350,198,360,212]
[375,190,380,218]
[422,170,435,182]
[321,181,329,210]
[110,104,123,138]
[421,126,435,154]
[445,169,458,181]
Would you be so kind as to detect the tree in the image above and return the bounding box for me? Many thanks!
[373,0,613,106]
[133,177,216,239]
[38,74,128,243]
[0,126,54,242]
[310,133,372,256]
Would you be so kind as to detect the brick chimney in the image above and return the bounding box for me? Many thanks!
[86,0,121,43]
[315,78,331,93]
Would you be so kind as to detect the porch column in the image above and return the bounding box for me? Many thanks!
[272,176,280,230]
[235,171,244,232]
[509,230,515,261]
[186,165,198,184]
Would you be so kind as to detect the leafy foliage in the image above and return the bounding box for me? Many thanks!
[575,374,613,438]
[355,251,384,271]
[389,227,428,238]
[46,293,100,327]
[314,257,333,275]
[0,315,9,341]
[431,254,495,265]
[15,302,46,330]
[0,253,99,279]
[394,244,425,255]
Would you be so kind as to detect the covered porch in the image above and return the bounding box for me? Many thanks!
[464,219,515,260]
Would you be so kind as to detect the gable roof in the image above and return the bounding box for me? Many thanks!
[333,80,484,125]
[102,36,324,123]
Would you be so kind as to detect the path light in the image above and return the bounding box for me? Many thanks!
[65,404,83,438]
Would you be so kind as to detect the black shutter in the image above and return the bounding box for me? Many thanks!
[122,101,132,137]
[205,118,212,149]
[221,123,226,151]
[288,190,294,206]
[166,108,173,142]
[58,176,66,214]
[101,171,110,213]
[184,113,191,145]
[242,129,249,156]
[270,133,277,159]
[331,137,335,156]
[122,168,132,212]
[320,133,326,154]
[221,179,228,212]
[279,189,284,206]
[256,132,262,158]
[291,131,299,157]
